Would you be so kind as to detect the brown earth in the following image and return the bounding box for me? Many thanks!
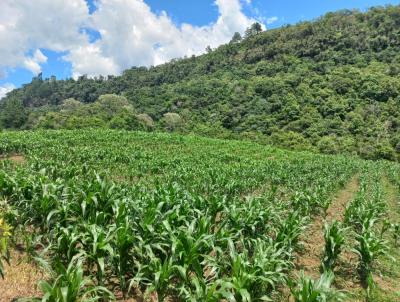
[0,250,44,302]
[0,154,26,165]
[294,175,359,279]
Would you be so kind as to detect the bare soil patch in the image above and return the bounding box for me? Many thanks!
[326,176,359,222]
[0,249,44,301]
[0,154,26,165]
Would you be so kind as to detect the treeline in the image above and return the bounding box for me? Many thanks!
[1,5,400,161]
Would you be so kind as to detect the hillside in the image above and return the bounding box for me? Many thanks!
[1,5,400,160]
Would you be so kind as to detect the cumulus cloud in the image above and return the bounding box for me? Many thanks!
[0,83,15,100]
[67,0,260,77]
[24,49,48,74]
[0,0,88,76]
[0,0,263,78]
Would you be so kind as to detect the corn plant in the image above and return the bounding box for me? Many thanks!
[0,216,11,278]
[354,228,389,286]
[0,130,362,300]
[80,224,114,286]
[289,271,346,302]
[217,239,291,301]
[275,210,307,251]
[178,275,235,302]
[379,219,391,239]
[35,257,114,302]
[322,220,346,272]
[392,223,400,246]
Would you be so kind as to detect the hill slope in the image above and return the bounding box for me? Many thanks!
[1,5,400,160]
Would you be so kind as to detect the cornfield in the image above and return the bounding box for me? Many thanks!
[0,129,399,301]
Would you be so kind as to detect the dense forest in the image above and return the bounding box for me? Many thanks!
[1,5,400,161]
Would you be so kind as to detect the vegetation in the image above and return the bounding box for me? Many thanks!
[289,271,346,302]
[0,214,11,278]
[1,5,400,301]
[322,220,346,273]
[1,6,400,161]
[0,130,398,301]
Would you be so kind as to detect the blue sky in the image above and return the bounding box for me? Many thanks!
[145,0,399,28]
[0,0,399,97]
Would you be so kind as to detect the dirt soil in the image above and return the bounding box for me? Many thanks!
[0,250,44,302]
[0,154,26,165]
[294,176,359,278]
[277,175,360,301]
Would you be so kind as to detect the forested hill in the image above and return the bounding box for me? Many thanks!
[1,5,400,161]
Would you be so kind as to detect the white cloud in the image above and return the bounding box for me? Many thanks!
[0,83,15,100]
[65,44,119,78]
[266,16,279,25]
[24,49,48,74]
[0,0,263,79]
[0,0,88,76]
[67,0,260,77]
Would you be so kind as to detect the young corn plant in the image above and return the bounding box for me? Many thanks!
[80,224,114,287]
[393,223,400,246]
[219,239,291,301]
[322,220,346,273]
[289,271,346,302]
[111,220,135,297]
[146,256,177,301]
[379,219,391,239]
[275,210,307,252]
[178,274,235,302]
[0,216,11,278]
[35,257,114,302]
[354,228,389,286]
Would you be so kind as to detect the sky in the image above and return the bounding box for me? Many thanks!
[0,0,399,99]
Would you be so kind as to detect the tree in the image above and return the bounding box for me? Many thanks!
[0,99,28,129]
[230,32,242,43]
[61,98,82,112]
[95,94,131,120]
[108,111,140,130]
[136,113,155,131]
[317,136,339,154]
[245,22,263,38]
[161,113,183,132]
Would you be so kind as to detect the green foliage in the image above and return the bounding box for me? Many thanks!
[322,220,346,272]
[354,228,389,285]
[344,166,393,298]
[0,129,361,300]
[36,257,114,302]
[2,6,400,160]
[393,223,400,246]
[0,215,11,278]
[0,98,27,129]
[289,271,346,302]
[161,112,183,132]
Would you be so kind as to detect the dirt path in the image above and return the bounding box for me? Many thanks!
[293,175,359,280]
[278,175,360,301]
